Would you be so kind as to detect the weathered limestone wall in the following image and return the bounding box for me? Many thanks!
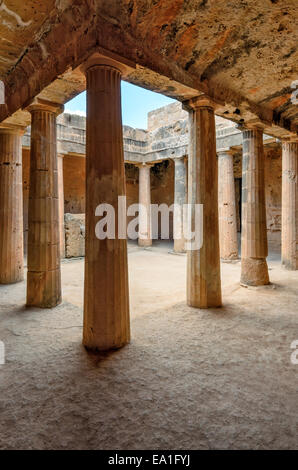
[125,164,139,232]
[151,161,174,240]
[63,155,85,214]
[148,102,188,131]
[65,213,85,258]
[265,146,282,250]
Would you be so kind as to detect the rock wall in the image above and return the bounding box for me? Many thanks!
[64,213,85,258]
[265,145,282,250]
[151,160,174,239]
[63,155,85,214]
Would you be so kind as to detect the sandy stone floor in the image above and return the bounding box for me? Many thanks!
[0,241,297,450]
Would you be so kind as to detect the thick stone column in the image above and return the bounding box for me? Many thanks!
[240,128,269,286]
[138,163,152,247]
[173,157,187,253]
[58,154,65,258]
[218,149,238,260]
[281,141,298,270]
[83,55,130,351]
[0,125,24,284]
[184,96,222,308]
[26,99,63,308]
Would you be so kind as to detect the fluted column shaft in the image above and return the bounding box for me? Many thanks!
[26,101,63,308]
[58,154,65,258]
[83,60,130,351]
[218,150,238,260]
[0,126,24,283]
[282,141,298,270]
[173,157,187,253]
[240,128,269,286]
[185,97,222,308]
[138,163,152,247]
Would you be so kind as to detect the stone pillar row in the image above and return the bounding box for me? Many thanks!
[218,149,238,261]
[58,154,65,259]
[82,56,130,351]
[0,125,25,284]
[240,128,269,286]
[137,157,188,252]
[26,99,64,308]
[138,162,153,247]
[282,141,298,271]
[185,96,222,308]
[1,58,297,355]
[173,157,187,253]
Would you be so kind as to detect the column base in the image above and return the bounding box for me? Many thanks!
[138,239,152,247]
[83,338,130,353]
[240,257,270,286]
[221,253,239,262]
[187,297,222,309]
[174,240,186,253]
[282,258,298,271]
[26,269,62,308]
[0,270,24,285]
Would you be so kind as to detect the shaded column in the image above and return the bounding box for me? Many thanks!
[240,128,269,286]
[281,141,298,270]
[0,125,24,284]
[138,163,152,247]
[58,154,65,258]
[173,157,187,253]
[26,99,63,308]
[83,56,130,351]
[218,149,238,260]
[184,96,222,308]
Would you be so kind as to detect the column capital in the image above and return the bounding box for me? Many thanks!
[81,51,134,76]
[136,161,155,169]
[172,155,186,163]
[242,121,265,132]
[26,98,64,116]
[281,136,298,143]
[0,123,26,135]
[217,147,234,156]
[183,94,218,112]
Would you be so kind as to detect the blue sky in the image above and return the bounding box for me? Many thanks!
[65,81,175,130]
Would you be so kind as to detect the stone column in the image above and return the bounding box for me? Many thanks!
[82,55,130,351]
[0,125,24,284]
[184,96,222,308]
[173,157,187,253]
[58,154,65,258]
[281,141,297,270]
[138,163,152,247]
[218,149,238,260]
[26,99,63,308]
[240,128,269,286]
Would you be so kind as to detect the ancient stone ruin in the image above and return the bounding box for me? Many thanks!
[0,0,297,451]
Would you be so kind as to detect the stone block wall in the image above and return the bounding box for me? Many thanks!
[64,213,85,258]
[63,154,85,214]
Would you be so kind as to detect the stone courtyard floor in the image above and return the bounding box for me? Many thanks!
[0,241,297,449]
